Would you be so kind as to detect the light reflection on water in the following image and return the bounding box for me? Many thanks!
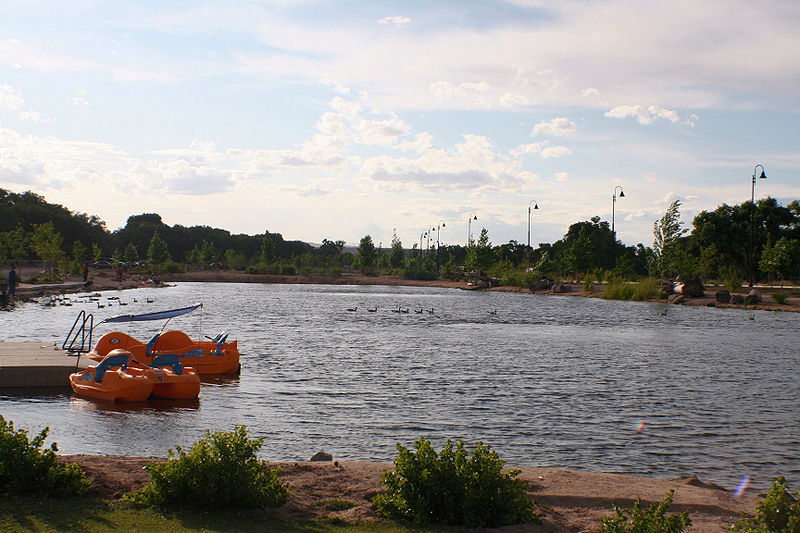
[1,282,798,490]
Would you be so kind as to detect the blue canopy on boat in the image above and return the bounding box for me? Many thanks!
[99,303,202,324]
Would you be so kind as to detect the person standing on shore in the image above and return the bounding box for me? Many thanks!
[7,266,18,299]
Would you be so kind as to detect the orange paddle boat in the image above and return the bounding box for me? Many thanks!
[69,351,153,402]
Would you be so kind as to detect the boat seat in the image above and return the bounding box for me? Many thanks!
[145,333,160,357]
[151,354,184,375]
[211,334,229,356]
[94,353,129,383]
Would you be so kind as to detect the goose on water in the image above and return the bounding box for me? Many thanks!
[346,306,358,312]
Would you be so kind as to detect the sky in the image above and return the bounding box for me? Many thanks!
[0,0,798,250]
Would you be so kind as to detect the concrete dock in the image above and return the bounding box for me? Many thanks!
[0,342,87,388]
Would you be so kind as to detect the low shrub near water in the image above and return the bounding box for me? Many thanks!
[0,415,88,496]
[734,476,800,533]
[601,278,660,301]
[127,426,288,510]
[771,292,791,304]
[599,490,691,533]
[373,437,535,527]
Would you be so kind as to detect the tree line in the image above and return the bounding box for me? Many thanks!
[1,188,799,286]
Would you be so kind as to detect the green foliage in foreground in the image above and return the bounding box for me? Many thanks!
[0,415,88,497]
[373,437,535,527]
[0,496,456,533]
[601,277,661,301]
[600,490,691,533]
[734,477,800,533]
[127,426,288,510]
[771,292,791,305]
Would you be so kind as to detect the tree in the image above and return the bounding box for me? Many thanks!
[147,232,170,264]
[389,234,405,269]
[260,233,276,264]
[465,228,493,273]
[652,200,688,279]
[0,227,28,262]
[30,222,66,270]
[353,235,377,273]
[123,242,139,263]
[91,242,102,262]
[71,240,87,263]
[759,236,798,285]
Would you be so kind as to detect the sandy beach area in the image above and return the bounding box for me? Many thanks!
[59,455,759,533]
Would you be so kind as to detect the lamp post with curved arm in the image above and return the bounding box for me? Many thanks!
[419,229,428,259]
[436,220,446,277]
[612,186,625,235]
[748,164,767,287]
[467,213,478,247]
[527,200,539,249]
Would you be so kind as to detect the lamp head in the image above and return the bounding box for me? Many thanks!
[473,214,478,220]
[618,189,625,198]
[758,170,767,180]
[533,203,539,210]
[441,222,446,228]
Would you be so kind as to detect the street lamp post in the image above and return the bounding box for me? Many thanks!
[436,220,445,277]
[612,186,625,235]
[467,213,478,247]
[425,226,434,254]
[527,200,539,249]
[748,164,767,287]
[419,229,427,259]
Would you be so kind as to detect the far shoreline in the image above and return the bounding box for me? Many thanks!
[11,267,799,314]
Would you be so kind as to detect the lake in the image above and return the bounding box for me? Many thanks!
[1,282,798,491]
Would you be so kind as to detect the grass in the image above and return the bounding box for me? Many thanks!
[601,278,660,301]
[0,496,466,533]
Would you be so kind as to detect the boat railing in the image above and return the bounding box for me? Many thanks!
[62,310,94,357]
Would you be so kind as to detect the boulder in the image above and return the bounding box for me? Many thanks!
[668,294,685,304]
[530,279,554,291]
[729,294,745,305]
[551,283,572,293]
[715,290,731,303]
[747,289,763,303]
[661,282,675,296]
[674,277,705,297]
[309,451,333,462]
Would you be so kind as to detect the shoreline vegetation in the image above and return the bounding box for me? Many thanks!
[9,266,800,314]
[44,454,756,533]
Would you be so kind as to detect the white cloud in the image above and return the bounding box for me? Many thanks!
[605,105,695,126]
[377,16,411,27]
[513,141,572,159]
[532,117,578,137]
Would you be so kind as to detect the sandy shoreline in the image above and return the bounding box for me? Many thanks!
[12,267,799,314]
[58,454,758,533]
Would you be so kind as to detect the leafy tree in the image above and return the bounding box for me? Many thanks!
[734,476,800,533]
[759,236,798,285]
[91,242,102,262]
[147,232,171,264]
[652,200,689,279]
[465,228,493,273]
[0,227,28,262]
[199,240,218,263]
[71,240,87,263]
[353,235,377,273]
[260,233,276,264]
[600,490,691,533]
[123,242,139,263]
[30,222,66,269]
[389,234,405,268]
[550,217,622,277]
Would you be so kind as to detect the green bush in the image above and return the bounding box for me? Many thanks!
[600,490,691,533]
[734,476,800,533]
[127,426,288,509]
[771,292,790,305]
[373,437,535,527]
[0,415,88,496]
[162,260,185,274]
[602,278,659,301]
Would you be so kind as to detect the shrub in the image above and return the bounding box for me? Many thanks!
[373,437,535,527]
[721,266,742,292]
[127,426,288,509]
[734,476,800,533]
[0,415,88,496]
[771,292,790,305]
[600,490,691,533]
[583,276,595,293]
[602,278,659,301]
[162,260,185,274]
[631,278,660,301]
[601,279,634,300]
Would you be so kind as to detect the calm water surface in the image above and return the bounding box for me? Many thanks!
[1,282,798,491]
